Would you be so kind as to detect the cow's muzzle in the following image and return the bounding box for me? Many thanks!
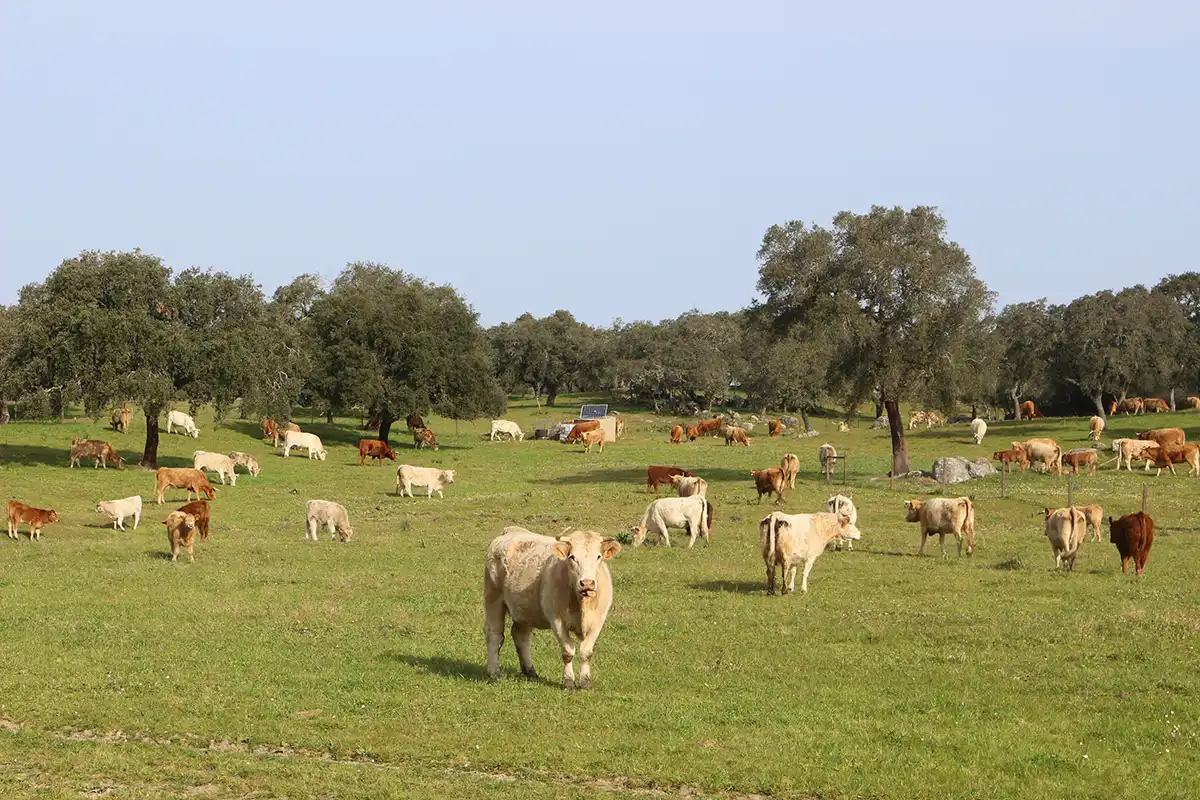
[578,579,597,597]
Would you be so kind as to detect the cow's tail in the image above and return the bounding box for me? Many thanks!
[703,498,713,535]
[761,512,778,566]
[963,497,976,553]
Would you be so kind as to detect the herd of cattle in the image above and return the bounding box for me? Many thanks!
[2,401,1180,689]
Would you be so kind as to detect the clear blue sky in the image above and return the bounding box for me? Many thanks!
[2,1,1197,326]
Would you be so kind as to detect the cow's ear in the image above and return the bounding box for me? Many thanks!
[553,540,572,560]
[838,516,850,529]
[601,539,621,559]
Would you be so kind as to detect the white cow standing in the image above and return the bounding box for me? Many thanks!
[760,511,862,594]
[630,495,711,548]
[166,410,200,438]
[95,495,143,531]
[484,526,621,689]
[825,494,859,551]
[970,418,987,445]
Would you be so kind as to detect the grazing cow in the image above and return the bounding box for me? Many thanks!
[818,443,836,475]
[751,468,786,504]
[1109,512,1154,575]
[7,500,59,541]
[261,417,277,441]
[631,495,712,548]
[412,427,440,450]
[768,419,783,437]
[780,453,800,489]
[166,410,200,438]
[228,452,260,477]
[193,451,237,486]
[1062,448,1098,476]
[1144,397,1169,413]
[580,428,605,453]
[111,406,131,434]
[825,494,859,551]
[904,497,975,557]
[305,499,353,542]
[1089,415,1105,442]
[670,474,708,498]
[1138,427,1185,449]
[1079,504,1104,542]
[1185,396,1200,410]
[615,417,626,439]
[489,420,524,442]
[723,426,750,446]
[164,511,198,562]
[406,411,426,430]
[1013,440,1061,474]
[1043,506,1087,571]
[837,421,850,433]
[154,468,217,505]
[694,418,723,437]
[564,420,601,443]
[685,425,699,442]
[69,439,123,469]
[647,465,693,495]
[358,439,397,466]
[1111,398,1144,415]
[395,465,456,499]
[992,448,1029,472]
[1019,400,1044,419]
[908,410,928,430]
[670,425,684,444]
[970,418,987,445]
[272,421,300,447]
[484,526,621,689]
[760,511,862,595]
[1138,443,1200,477]
[283,430,327,460]
[177,500,212,540]
[1118,438,1161,472]
[95,495,142,531]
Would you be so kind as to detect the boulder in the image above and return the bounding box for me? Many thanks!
[933,456,997,484]
[780,415,800,429]
[872,416,889,429]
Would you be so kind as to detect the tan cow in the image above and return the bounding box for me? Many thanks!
[580,428,605,453]
[670,425,684,444]
[1043,506,1086,571]
[780,453,800,489]
[669,474,708,498]
[154,468,217,505]
[1144,397,1169,413]
[412,427,440,451]
[751,468,786,503]
[7,500,58,541]
[69,439,123,469]
[1185,396,1200,410]
[904,497,975,557]
[768,420,783,437]
[760,511,862,594]
[631,495,712,548]
[111,406,132,434]
[1088,415,1105,442]
[484,526,621,689]
[1138,427,1185,449]
[1118,438,1160,472]
[1013,440,1061,474]
[723,426,750,446]
[825,494,859,551]
[193,450,237,486]
[818,443,836,475]
[395,465,456,499]
[305,499,353,542]
[164,511,198,563]
[1079,504,1104,543]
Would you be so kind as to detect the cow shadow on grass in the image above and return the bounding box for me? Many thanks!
[689,580,765,595]
[384,652,504,684]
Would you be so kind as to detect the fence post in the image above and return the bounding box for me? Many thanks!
[1067,474,1073,509]
[1142,486,1148,514]
[842,455,848,486]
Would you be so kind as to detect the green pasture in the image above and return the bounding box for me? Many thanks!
[0,400,1197,799]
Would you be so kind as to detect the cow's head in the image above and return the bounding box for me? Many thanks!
[555,530,620,597]
[903,500,922,522]
[835,514,862,542]
[385,447,397,461]
[441,470,456,485]
[317,448,327,461]
[335,522,353,542]
[201,485,217,500]
[629,526,646,547]
[111,455,124,469]
[190,428,200,439]
[47,510,59,524]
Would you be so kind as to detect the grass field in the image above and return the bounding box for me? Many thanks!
[1,399,1198,799]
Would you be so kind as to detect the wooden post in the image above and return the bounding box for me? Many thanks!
[1142,486,1148,514]
[1067,474,1073,509]
[842,454,848,486]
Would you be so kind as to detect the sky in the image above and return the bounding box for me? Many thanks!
[2,1,1198,327]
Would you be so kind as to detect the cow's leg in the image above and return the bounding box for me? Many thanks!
[918,531,928,556]
[765,561,776,594]
[686,523,697,549]
[549,619,577,690]
[132,511,139,530]
[511,622,538,679]
[956,532,963,557]
[658,524,671,548]
[484,587,506,680]
[800,558,816,593]
[186,539,194,563]
[577,625,604,690]
[784,563,798,594]
[938,533,948,558]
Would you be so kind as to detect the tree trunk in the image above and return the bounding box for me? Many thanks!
[1169,387,1177,412]
[800,407,810,433]
[1011,389,1022,421]
[546,384,558,407]
[1091,392,1107,420]
[0,401,8,424]
[378,410,395,445]
[326,410,334,424]
[874,399,884,419]
[884,398,910,476]
[971,403,977,421]
[140,410,161,469]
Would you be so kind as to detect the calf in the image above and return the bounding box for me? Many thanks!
[395,465,456,499]
[154,468,217,505]
[484,526,621,689]
[177,500,212,540]
[305,499,353,542]
[904,497,975,557]
[7,500,58,541]
[95,495,142,531]
[1062,448,1098,476]
[1079,504,1104,542]
[111,406,132,434]
[670,425,684,444]
[723,426,750,446]
[69,439,123,469]
[164,511,199,562]
[228,452,260,477]
[580,428,604,453]
[670,474,708,497]
[1044,506,1086,571]
[489,419,524,441]
[631,495,712,548]
[646,465,692,495]
[193,450,237,486]
[261,417,278,441]
[992,448,1029,472]
[780,453,800,489]
[1088,415,1105,442]
[412,427,440,450]
[1109,511,1154,575]
[358,438,397,466]
[768,419,783,437]
[760,511,862,594]
[564,420,601,444]
[825,494,859,551]
[818,443,836,475]
[751,467,786,503]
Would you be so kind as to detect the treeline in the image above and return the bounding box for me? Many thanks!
[1,206,1197,474]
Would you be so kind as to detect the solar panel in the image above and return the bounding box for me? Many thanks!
[579,404,609,420]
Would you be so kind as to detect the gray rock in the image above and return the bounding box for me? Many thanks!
[966,458,997,479]
[873,416,889,429]
[933,456,997,484]
[780,415,800,428]
[796,429,820,439]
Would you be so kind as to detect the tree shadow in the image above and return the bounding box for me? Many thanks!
[383,652,509,684]
[544,466,757,486]
[688,580,765,595]
[0,443,190,470]
[145,550,174,561]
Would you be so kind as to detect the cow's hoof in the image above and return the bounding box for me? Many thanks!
[520,668,539,680]
[562,679,576,691]
[577,678,592,691]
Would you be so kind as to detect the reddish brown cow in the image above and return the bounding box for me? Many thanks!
[1143,397,1169,413]
[768,420,783,437]
[177,500,212,540]
[155,468,217,505]
[751,468,786,504]
[565,420,601,443]
[685,425,699,442]
[1019,400,1044,419]
[992,448,1029,472]
[262,417,277,440]
[358,438,398,466]
[1138,427,1185,449]
[1109,512,1154,575]
[7,500,59,541]
[694,418,723,437]
[647,465,693,495]
[406,411,426,430]
[670,425,684,444]
[1137,443,1200,477]
[1061,449,1098,476]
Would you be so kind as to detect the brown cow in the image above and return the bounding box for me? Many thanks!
[1137,443,1200,477]
[768,420,783,437]
[1109,512,1154,575]
[358,438,397,466]
[7,500,59,541]
[69,439,123,469]
[1079,504,1104,542]
[685,425,699,442]
[1019,400,1044,419]
[751,468,786,504]
[580,429,604,453]
[565,420,601,443]
[177,500,212,540]
[670,425,684,444]
[1138,427,1185,449]
[164,511,198,563]
[723,426,751,446]
[406,411,425,430]
[1061,448,1098,476]
[111,406,132,434]
[1111,398,1144,415]
[1143,397,1169,413]
[412,427,439,450]
[992,448,1029,472]
[647,466,693,495]
[694,418,723,437]
[272,421,300,447]
[1185,396,1200,410]
[154,468,217,505]
[261,417,279,441]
